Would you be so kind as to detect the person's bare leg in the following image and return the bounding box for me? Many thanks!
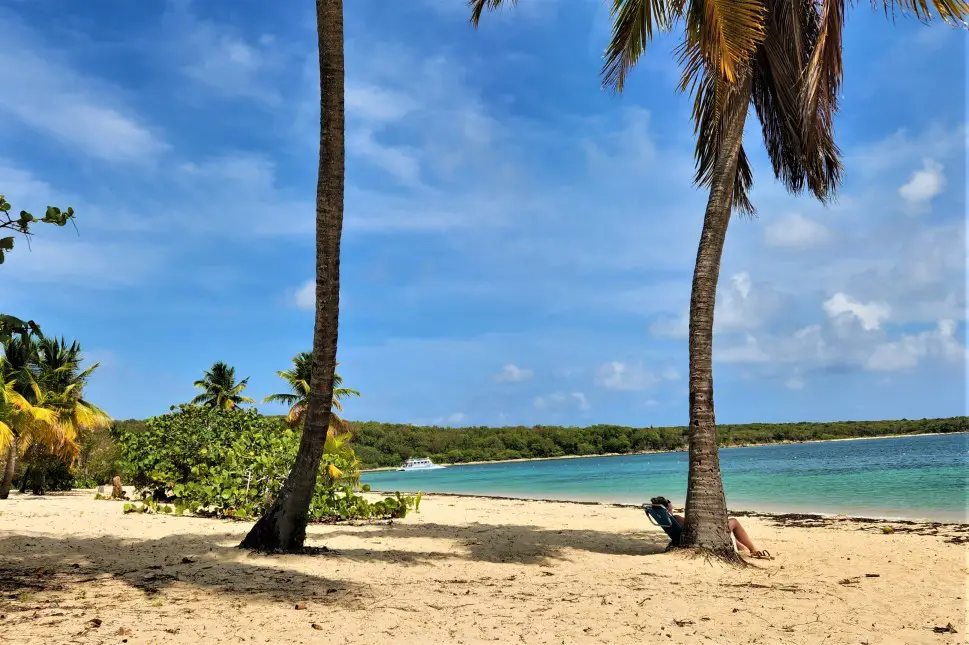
[728,517,759,553]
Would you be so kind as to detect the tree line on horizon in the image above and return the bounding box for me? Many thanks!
[110,415,967,470]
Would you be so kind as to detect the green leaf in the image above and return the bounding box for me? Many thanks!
[0,237,13,251]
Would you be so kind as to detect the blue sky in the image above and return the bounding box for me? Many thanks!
[1,0,965,426]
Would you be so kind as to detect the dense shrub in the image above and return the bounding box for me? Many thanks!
[74,425,122,488]
[14,445,75,493]
[118,405,417,521]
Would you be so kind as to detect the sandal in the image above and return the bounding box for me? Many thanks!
[750,550,772,559]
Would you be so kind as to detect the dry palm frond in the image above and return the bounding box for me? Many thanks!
[468,0,518,26]
[602,0,677,92]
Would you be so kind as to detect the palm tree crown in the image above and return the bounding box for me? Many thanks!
[192,361,255,411]
[0,335,110,489]
[34,337,111,445]
[263,353,360,428]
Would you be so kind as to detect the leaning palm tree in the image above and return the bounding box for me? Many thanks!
[0,374,60,498]
[33,337,111,472]
[263,353,360,429]
[471,0,967,556]
[36,338,111,432]
[241,0,346,552]
[0,336,65,498]
[191,361,255,411]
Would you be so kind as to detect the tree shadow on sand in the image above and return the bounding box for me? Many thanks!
[0,517,669,602]
[0,531,366,608]
[311,521,670,565]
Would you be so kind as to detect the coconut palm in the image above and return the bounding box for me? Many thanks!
[241,0,346,552]
[471,0,967,555]
[0,336,111,496]
[192,362,255,411]
[35,338,111,438]
[263,353,360,429]
[24,338,111,492]
[0,372,59,498]
[0,337,63,498]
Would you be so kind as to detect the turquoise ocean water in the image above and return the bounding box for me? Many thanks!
[362,433,968,521]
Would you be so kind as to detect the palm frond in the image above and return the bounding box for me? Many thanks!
[263,392,300,406]
[683,0,766,85]
[286,402,308,428]
[876,0,969,24]
[688,63,755,214]
[468,0,517,26]
[0,420,12,455]
[800,0,843,201]
[333,386,360,400]
[601,0,677,92]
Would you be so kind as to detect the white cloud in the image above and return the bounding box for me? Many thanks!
[347,129,423,185]
[495,364,533,383]
[571,392,590,410]
[867,319,966,372]
[649,313,689,339]
[294,280,315,310]
[716,272,786,333]
[823,293,891,331]
[764,213,831,248]
[534,392,590,411]
[346,84,416,123]
[595,361,677,390]
[0,14,166,162]
[446,412,467,425]
[785,375,805,390]
[162,3,294,105]
[899,158,945,208]
[715,334,770,364]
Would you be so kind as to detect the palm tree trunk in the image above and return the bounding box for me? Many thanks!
[681,79,752,558]
[0,438,18,499]
[240,0,345,552]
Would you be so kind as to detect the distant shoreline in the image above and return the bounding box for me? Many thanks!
[360,429,966,472]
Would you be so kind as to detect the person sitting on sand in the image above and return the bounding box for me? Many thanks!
[650,496,771,558]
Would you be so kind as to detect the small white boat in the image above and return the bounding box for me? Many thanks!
[397,457,446,472]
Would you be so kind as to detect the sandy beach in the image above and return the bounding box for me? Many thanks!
[0,491,965,644]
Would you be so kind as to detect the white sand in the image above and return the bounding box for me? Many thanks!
[0,491,965,644]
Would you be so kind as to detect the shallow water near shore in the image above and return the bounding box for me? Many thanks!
[363,432,968,521]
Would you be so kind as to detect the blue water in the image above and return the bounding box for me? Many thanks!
[362,433,969,521]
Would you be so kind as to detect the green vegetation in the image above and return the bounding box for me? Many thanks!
[346,417,969,468]
[117,405,417,522]
[1,334,111,497]
[191,361,255,410]
[0,194,76,265]
[263,354,359,429]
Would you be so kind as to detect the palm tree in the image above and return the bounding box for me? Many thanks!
[471,0,967,556]
[240,0,346,552]
[0,336,63,498]
[191,362,255,411]
[0,373,59,498]
[0,336,111,496]
[263,353,360,428]
[25,338,111,491]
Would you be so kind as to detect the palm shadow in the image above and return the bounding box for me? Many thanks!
[0,531,364,606]
[319,520,669,565]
